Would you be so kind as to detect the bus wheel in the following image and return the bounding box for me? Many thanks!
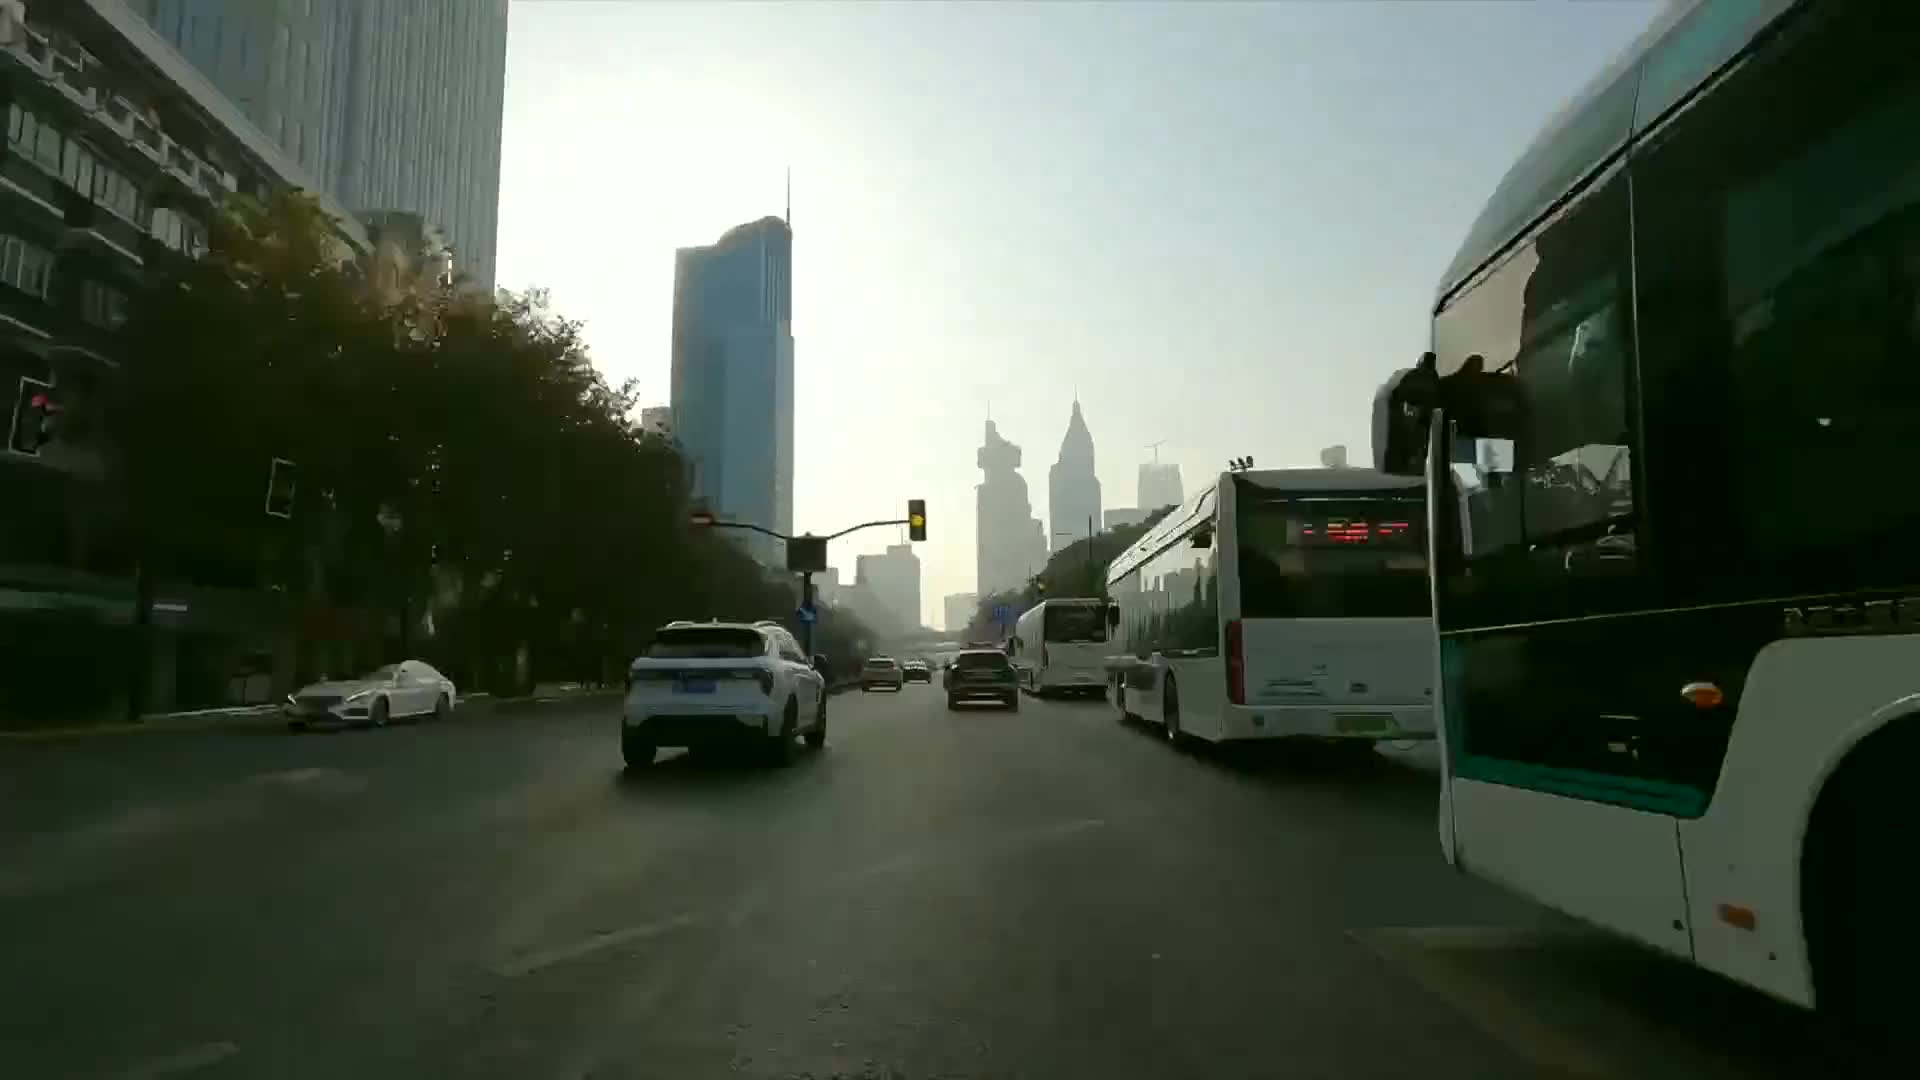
[1163,675,1193,750]
[1805,725,1912,1055]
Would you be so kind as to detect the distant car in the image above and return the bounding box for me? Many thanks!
[902,660,932,684]
[285,660,456,730]
[861,656,906,692]
[944,649,1019,711]
[621,621,827,768]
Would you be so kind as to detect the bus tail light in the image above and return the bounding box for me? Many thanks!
[1226,619,1246,705]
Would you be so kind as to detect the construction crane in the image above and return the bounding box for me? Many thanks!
[1145,439,1167,463]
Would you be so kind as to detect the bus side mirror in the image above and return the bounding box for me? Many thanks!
[1106,603,1120,628]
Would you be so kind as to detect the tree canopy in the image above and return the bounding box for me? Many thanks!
[110,190,866,695]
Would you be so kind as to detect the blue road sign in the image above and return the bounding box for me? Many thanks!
[992,604,1010,622]
[796,606,818,624]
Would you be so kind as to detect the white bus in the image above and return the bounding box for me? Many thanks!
[1373,0,1915,1020]
[1104,468,1434,749]
[1010,598,1113,698]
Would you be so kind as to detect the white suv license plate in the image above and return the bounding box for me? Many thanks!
[678,679,717,694]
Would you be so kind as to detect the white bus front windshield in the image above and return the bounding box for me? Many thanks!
[1043,604,1107,643]
[1236,492,1429,619]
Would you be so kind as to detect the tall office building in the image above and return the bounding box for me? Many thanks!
[943,592,978,634]
[671,216,794,569]
[854,544,921,631]
[131,0,509,289]
[1047,400,1101,553]
[976,420,1047,597]
[1138,460,1183,513]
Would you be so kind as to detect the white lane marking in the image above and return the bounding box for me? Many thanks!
[494,912,704,978]
[249,767,368,796]
[1351,927,1622,1080]
[115,1041,239,1079]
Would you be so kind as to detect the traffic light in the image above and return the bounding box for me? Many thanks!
[7,377,58,456]
[907,498,926,542]
[264,457,297,519]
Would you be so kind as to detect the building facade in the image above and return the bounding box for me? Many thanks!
[670,216,793,569]
[131,0,508,289]
[942,591,976,634]
[1137,459,1183,514]
[854,543,920,632]
[640,405,671,440]
[0,0,371,721]
[1047,400,1101,553]
[975,419,1046,597]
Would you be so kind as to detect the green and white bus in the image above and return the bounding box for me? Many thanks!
[1375,0,1917,1018]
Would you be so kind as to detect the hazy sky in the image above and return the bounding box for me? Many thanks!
[495,0,1662,628]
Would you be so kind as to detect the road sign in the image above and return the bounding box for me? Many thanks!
[787,534,827,573]
[796,606,817,624]
[992,604,1010,623]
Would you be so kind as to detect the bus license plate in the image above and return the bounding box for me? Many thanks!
[1335,712,1391,735]
[678,679,716,694]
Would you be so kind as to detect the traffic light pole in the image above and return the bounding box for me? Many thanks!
[692,509,924,659]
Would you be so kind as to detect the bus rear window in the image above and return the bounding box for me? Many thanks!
[1236,493,1430,619]
[1043,604,1107,643]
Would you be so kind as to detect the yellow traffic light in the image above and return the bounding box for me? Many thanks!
[908,499,926,541]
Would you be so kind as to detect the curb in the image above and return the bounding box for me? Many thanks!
[0,689,618,742]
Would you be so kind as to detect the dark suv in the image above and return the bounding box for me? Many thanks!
[944,649,1019,711]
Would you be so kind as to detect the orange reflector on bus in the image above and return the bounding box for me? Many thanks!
[1716,903,1756,931]
[1680,681,1725,709]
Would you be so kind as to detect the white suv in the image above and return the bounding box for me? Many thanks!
[622,621,827,768]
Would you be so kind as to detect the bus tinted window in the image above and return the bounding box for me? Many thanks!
[1236,493,1429,619]
[1434,169,1639,626]
[1633,1,1920,599]
[1043,604,1106,643]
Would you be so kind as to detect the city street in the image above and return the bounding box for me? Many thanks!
[2,688,1825,1079]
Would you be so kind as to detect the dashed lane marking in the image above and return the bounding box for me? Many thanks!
[115,1041,239,1079]
[494,912,704,978]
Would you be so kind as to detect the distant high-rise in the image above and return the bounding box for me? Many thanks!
[671,216,794,568]
[855,545,921,631]
[133,0,510,289]
[1138,460,1183,513]
[976,421,1047,596]
[943,592,978,634]
[1048,401,1102,552]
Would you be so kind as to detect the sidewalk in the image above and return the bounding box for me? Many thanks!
[0,686,619,741]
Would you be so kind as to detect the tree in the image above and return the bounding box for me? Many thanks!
[106,187,832,703]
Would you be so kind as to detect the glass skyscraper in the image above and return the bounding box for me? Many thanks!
[671,217,795,570]
[131,0,508,289]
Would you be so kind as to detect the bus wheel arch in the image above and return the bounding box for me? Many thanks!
[1800,712,1920,1026]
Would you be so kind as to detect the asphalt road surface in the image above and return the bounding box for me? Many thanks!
[1,687,1830,1079]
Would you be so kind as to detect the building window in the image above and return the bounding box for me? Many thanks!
[80,280,129,329]
[0,235,54,299]
[149,206,208,257]
[91,160,141,223]
[60,139,95,199]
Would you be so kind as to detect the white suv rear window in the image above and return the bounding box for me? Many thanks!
[647,628,765,659]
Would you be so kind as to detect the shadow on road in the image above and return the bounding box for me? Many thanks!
[609,744,829,798]
[1112,710,1439,807]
